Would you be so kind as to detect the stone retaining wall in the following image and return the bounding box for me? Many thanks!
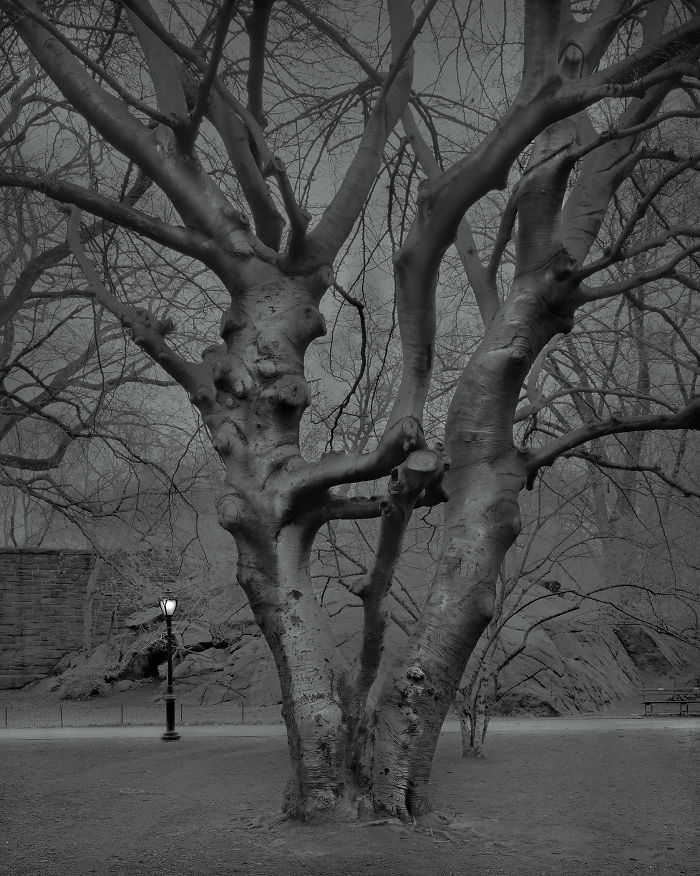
[0,549,151,689]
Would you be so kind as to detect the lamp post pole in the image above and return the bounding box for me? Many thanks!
[159,595,180,741]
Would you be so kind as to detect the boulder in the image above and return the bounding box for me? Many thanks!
[613,625,686,677]
[123,607,163,629]
[113,679,135,692]
[172,649,219,680]
[179,623,213,650]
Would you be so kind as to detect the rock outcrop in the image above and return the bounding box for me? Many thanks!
[463,582,644,715]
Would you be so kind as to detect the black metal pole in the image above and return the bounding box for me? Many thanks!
[162,613,180,741]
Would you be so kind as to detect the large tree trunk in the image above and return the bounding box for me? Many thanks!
[235,532,355,820]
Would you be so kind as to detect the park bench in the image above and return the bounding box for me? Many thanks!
[642,687,700,716]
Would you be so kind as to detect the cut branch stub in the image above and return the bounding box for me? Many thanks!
[404,448,441,473]
[400,416,422,452]
[386,448,447,511]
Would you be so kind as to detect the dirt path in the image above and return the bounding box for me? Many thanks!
[1,723,698,875]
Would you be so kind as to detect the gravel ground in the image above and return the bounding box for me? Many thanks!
[1,722,698,875]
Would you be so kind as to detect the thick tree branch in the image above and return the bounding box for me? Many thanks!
[66,207,207,394]
[0,171,222,269]
[415,11,699,267]
[3,1,183,128]
[289,415,425,499]
[7,1,258,261]
[402,106,498,326]
[583,13,700,89]
[124,3,189,122]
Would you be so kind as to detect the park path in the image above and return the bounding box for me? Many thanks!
[0,715,697,740]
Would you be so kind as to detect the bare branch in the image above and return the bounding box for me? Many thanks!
[7,0,184,128]
[578,242,700,301]
[307,0,416,262]
[525,397,700,486]
[185,0,237,147]
[564,451,700,499]
[289,416,425,499]
[245,0,273,127]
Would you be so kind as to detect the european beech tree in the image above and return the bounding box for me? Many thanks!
[1,0,698,820]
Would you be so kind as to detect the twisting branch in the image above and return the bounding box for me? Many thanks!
[401,106,498,325]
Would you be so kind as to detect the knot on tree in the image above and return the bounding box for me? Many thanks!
[188,385,217,408]
[211,359,233,386]
[558,42,584,79]
[284,302,327,346]
[212,421,244,456]
[220,307,247,338]
[277,375,310,409]
[260,374,310,411]
[552,248,577,281]
[232,374,253,399]
[307,265,335,299]
[223,204,250,229]
[406,665,425,683]
[216,494,244,531]
[400,416,423,453]
[263,155,286,178]
[122,308,175,342]
[256,358,278,378]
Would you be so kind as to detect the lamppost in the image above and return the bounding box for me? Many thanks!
[159,595,180,741]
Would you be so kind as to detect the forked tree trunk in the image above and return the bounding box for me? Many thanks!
[203,244,574,821]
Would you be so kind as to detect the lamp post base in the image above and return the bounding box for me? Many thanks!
[162,689,179,741]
